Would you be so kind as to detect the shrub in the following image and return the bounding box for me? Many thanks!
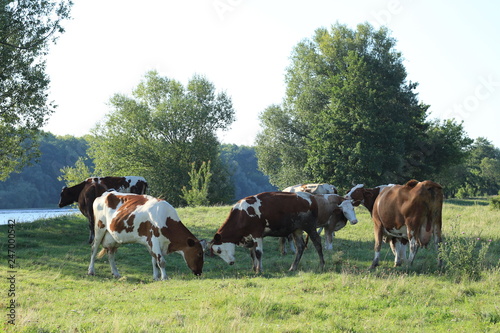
[439,218,491,282]
[489,195,500,210]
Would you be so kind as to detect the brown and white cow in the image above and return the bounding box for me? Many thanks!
[345,184,394,215]
[314,194,358,250]
[88,191,205,280]
[210,191,357,272]
[370,180,444,269]
[86,176,148,194]
[58,180,108,243]
[280,183,339,253]
[58,176,148,243]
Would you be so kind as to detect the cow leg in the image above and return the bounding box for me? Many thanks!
[289,230,306,271]
[307,228,325,270]
[408,236,419,265]
[249,238,264,273]
[323,224,335,250]
[370,223,384,269]
[107,247,121,278]
[279,237,287,255]
[393,239,407,267]
[88,226,107,276]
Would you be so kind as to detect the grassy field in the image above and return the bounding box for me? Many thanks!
[1,199,499,332]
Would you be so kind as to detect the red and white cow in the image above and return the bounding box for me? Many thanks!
[59,176,148,243]
[88,191,205,280]
[86,176,148,194]
[370,180,444,269]
[210,191,357,272]
[345,184,394,215]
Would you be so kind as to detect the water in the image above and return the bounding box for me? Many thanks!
[0,208,80,225]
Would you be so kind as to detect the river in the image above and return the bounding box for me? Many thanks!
[0,208,80,225]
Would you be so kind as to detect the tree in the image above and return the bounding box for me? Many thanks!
[181,161,212,207]
[88,71,235,206]
[0,0,72,180]
[220,144,277,200]
[256,23,470,190]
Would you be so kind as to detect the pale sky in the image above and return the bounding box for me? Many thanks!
[44,0,500,148]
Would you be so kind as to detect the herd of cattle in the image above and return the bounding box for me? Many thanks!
[58,177,444,280]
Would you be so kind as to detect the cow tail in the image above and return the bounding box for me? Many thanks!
[97,248,107,259]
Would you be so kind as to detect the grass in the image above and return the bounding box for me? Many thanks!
[1,199,499,332]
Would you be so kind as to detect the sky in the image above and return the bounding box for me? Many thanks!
[44,0,500,147]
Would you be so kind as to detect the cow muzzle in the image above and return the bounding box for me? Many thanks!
[350,219,358,225]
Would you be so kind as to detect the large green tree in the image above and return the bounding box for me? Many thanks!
[256,23,470,190]
[0,0,72,180]
[88,71,235,206]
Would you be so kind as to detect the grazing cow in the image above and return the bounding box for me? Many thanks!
[370,180,443,269]
[58,176,148,243]
[210,191,357,272]
[283,183,338,195]
[345,184,394,215]
[86,176,148,194]
[88,191,205,280]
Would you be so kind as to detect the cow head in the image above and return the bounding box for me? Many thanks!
[338,199,358,224]
[210,233,236,265]
[345,184,365,206]
[58,186,79,207]
[174,238,205,276]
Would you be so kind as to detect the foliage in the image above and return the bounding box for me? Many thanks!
[490,195,500,210]
[220,144,278,200]
[443,137,500,198]
[256,23,471,191]
[1,199,499,332]
[0,0,73,180]
[88,70,235,206]
[58,156,93,187]
[0,132,89,208]
[439,219,492,282]
[181,161,212,207]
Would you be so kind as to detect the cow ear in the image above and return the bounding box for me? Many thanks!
[199,239,207,251]
[214,233,222,243]
[187,238,196,247]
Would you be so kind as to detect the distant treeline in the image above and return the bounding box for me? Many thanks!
[0,133,277,209]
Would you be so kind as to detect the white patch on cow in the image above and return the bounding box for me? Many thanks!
[339,200,358,224]
[295,191,313,204]
[345,184,364,199]
[212,242,236,265]
[385,225,408,238]
[234,196,262,218]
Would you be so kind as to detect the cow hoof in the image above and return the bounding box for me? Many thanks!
[88,271,95,276]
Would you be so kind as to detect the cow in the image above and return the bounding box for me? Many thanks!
[314,194,358,250]
[345,184,394,215]
[370,180,444,269]
[58,176,148,243]
[283,183,338,195]
[209,191,357,272]
[86,176,148,194]
[88,191,205,280]
[280,183,338,254]
[58,180,108,243]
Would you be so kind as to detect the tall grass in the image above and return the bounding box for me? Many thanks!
[1,199,499,332]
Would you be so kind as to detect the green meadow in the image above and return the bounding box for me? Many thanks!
[1,200,499,332]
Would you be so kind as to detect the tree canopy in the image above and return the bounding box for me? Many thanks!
[256,23,471,191]
[88,71,235,206]
[0,0,72,180]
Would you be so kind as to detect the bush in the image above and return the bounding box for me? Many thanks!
[489,195,500,210]
[439,218,491,282]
